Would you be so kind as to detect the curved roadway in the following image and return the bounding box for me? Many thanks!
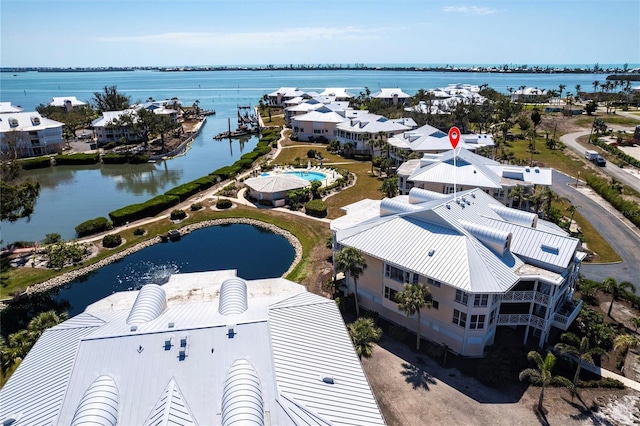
[558,125,640,288]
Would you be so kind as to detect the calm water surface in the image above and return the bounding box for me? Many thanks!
[0,69,615,243]
[0,223,296,335]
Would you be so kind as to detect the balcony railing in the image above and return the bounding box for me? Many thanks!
[497,313,546,329]
[552,299,583,330]
[500,291,550,305]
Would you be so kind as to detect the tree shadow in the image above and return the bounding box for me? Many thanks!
[534,406,550,426]
[400,362,437,390]
[563,396,613,426]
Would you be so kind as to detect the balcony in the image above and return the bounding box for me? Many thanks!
[500,291,550,305]
[497,313,546,329]
[551,299,583,330]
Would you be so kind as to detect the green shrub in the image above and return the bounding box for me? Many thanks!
[578,378,624,388]
[133,227,145,236]
[170,209,187,220]
[102,233,122,248]
[55,153,100,165]
[75,217,112,237]
[109,195,180,226]
[42,233,62,245]
[216,199,233,209]
[101,154,129,164]
[190,203,203,211]
[18,157,51,170]
[304,199,327,217]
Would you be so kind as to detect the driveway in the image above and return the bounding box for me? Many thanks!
[551,170,640,287]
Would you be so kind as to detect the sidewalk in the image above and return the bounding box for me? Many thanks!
[581,361,640,392]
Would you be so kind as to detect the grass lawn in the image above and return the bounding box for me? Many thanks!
[556,198,620,263]
[503,136,585,176]
[575,115,640,127]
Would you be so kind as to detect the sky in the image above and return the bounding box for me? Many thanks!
[1,0,639,68]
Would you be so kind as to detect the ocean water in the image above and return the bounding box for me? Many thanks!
[0,69,624,243]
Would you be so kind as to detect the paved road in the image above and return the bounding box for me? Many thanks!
[552,170,640,287]
[560,129,640,194]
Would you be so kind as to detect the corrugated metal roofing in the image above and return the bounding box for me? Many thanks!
[218,277,249,316]
[70,375,119,426]
[222,359,264,426]
[127,284,167,326]
[143,378,196,426]
[270,300,385,426]
[2,272,384,426]
[244,174,309,193]
[0,326,100,425]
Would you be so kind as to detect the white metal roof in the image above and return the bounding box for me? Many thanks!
[334,188,580,293]
[0,271,384,426]
[336,113,411,134]
[244,174,310,194]
[371,88,411,99]
[290,107,346,124]
[0,111,63,132]
[50,96,88,107]
[0,102,23,113]
[318,88,355,98]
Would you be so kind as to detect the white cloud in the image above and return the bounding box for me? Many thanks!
[97,26,384,46]
[442,6,497,15]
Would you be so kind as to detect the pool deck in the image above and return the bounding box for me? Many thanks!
[263,166,340,187]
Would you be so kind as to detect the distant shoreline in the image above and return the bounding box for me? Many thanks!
[2,64,638,75]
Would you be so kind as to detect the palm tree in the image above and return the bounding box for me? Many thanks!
[396,283,432,350]
[575,84,582,101]
[509,186,524,209]
[519,351,574,413]
[335,247,367,316]
[558,84,566,105]
[27,310,68,340]
[601,277,636,317]
[542,187,559,219]
[565,204,578,231]
[347,317,382,359]
[629,318,640,332]
[380,176,398,198]
[554,332,605,390]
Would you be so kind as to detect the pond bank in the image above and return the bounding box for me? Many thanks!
[1,218,301,310]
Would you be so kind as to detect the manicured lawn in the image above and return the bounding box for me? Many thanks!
[503,136,585,176]
[575,115,640,127]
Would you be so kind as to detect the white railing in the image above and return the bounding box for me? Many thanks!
[552,299,583,330]
[497,313,547,329]
[501,291,550,305]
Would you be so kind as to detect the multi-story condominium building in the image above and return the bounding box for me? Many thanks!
[396,148,553,205]
[331,187,584,357]
[0,111,64,158]
[0,270,385,425]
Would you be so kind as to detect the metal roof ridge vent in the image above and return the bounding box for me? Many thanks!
[488,203,538,228]
[70,375,119,426]
[126,284,167,326]
[541,243,560,254]
[218,277,248,316]
[221,359,264,426]
[459,219,512,255]
[408,187,449,204]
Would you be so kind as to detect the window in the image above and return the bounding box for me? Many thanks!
[493,189,505,198]
[455,290,468,306]
[474,294,488,307]
[431,300,439,310]
[452,309,467,327]
[384,286,398,302]
[385,264,404,282]
[427,278,441,288]
[469,314,485,330]
[489,308,497,325]
[444,185,455,194]
[313,129,322,134]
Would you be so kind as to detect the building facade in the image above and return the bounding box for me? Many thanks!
[331,188,583,357]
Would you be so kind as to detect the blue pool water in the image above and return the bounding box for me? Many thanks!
[284,171,326,181]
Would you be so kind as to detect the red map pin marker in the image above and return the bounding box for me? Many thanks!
[448,126,461,149]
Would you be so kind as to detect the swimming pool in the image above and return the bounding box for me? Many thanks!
[284,171,326,181]
[261,170,327,182]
